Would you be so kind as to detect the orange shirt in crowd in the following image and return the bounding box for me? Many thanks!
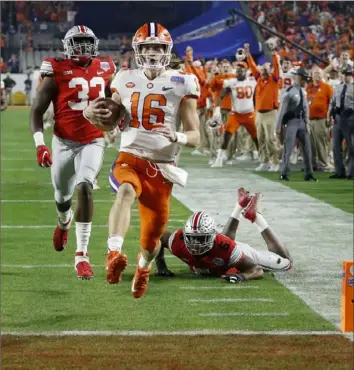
[184,62,207,109]
[0,60,6,73]
[209,73,236,110]
[306,81,333,119]
[247,54,280,112]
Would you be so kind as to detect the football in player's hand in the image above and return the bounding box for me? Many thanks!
[94,98,123,132]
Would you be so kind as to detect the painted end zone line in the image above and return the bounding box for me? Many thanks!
[1,330,345,337]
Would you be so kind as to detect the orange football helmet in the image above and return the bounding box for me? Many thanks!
[132,22,173,70]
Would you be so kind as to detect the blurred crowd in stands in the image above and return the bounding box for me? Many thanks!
[2,1,354,74]
[250,1,354,67]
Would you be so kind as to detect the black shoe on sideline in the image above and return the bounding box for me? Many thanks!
[304,174,318,182]
[329,173,346,179]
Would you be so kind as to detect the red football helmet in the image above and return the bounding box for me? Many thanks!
[132,22,173,70]
[62,25,99,64]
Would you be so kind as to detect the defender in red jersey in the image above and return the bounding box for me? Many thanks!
[156,188,293,282]
[30,25,116,280]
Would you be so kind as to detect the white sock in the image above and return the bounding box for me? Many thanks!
[254,213,268,233]
[58,208,72,229]
[75,222,92,254]
[138,255,152,269]
[107,235,124,253]
[217,149,225,160]
[231,203,243,221]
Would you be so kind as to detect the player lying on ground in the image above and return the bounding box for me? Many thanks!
[30,25,116,280]
[84,23,200,298]
[155,188,293,282]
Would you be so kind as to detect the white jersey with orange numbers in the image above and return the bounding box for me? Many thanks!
[279,70,295,100]
[111,69,200,162]
[223,77,257,114]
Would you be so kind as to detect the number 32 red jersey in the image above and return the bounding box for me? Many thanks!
[168,229,244,276]
[40,56,116,143]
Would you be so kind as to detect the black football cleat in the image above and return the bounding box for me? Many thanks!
[280,175,290,181]
[329,173,346,179]
[304,174,318,182]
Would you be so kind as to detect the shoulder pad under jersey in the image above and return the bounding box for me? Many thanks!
[39,58,68,77]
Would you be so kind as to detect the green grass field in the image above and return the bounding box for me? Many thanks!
[260,172,353,214]
[1,108,352,369]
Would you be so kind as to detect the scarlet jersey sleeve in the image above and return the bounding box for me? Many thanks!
[39,58,58,77]
[183,73,201,99]
[168,229,182,252]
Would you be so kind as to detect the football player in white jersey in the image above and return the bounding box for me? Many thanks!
[84,22,200,298]
[211,62,258,168]
[1,80,7,111]
[279,57,295,101]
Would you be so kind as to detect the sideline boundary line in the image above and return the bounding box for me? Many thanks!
[1,330,346,337]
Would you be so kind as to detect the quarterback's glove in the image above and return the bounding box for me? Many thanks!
[36,145,52,167]
[221,273,246,284]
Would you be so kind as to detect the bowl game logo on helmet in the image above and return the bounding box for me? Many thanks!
[132,22,173,70]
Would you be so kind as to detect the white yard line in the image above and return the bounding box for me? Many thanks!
[1,330,345,337]
[1,182,52,185]
[180,286,260,290]
[172,165,352,330]
[1,168,39,172]
[1,199,115,203]
[1,220,184,229]
[190,298,273,303]
[199,312,289,317]
[1,158,41,161]
[1,263,183,269]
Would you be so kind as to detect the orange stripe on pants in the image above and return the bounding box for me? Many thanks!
[110,152,173,253]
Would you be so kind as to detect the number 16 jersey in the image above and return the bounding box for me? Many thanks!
[223,76,257,114]
[110,69,200,162]
[40,56,116,143]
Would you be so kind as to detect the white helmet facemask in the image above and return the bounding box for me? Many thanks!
[133,42,172,70]
[184,212,217,255]
[62,26,99,61]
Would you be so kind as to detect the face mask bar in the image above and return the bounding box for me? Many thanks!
[184,233,215,255]
[63,36,99,59]
[133,42,172,70]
